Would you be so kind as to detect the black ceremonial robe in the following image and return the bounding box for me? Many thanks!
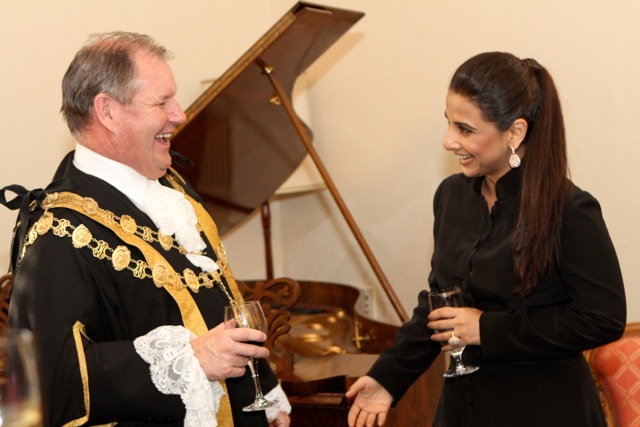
[367,167,626,427]
[7,152,277,427]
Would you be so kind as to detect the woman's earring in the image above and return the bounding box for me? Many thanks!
[509,147,521,168]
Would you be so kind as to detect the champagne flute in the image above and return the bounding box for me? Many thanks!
[224,301,278,412]
[0,329,42,426]
[427,287,479,378]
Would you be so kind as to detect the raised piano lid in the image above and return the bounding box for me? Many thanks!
[170,2,365,235]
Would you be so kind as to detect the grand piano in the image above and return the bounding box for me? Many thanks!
[170,2,444,425]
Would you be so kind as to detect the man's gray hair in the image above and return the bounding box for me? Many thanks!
[60,31,172,136]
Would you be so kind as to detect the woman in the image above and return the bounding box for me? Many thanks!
[346,52,626,427]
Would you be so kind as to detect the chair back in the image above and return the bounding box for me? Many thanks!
[0,273,12,332]
[585,322,640,427]
[237,278,301,375]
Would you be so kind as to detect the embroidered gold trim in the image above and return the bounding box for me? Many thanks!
[22,191,229,293]
[63,321,91,427]
[25,215,225,293]
[167,173,244,305]
[41,193,202,257]
[166,171,238,427]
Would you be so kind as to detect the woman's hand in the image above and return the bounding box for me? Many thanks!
[269,411,290,427]
[427,307,483,352]
[346,376,393,427]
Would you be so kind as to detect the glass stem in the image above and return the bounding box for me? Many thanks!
[248,357,265,399]
[452,353,463,370]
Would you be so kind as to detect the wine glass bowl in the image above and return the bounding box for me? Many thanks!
[226,301,267,333]
[427,287,479,378]
[224,301,278,412]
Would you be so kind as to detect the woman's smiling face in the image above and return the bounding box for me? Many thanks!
[443,90,514,183]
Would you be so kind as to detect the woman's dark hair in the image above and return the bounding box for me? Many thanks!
[449,52,569,296]
[61,32,171,136]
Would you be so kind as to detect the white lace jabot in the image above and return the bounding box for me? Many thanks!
[141,179,219,273]
[75,144,219,274]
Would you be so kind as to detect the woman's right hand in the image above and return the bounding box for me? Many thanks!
[346,375,393,427]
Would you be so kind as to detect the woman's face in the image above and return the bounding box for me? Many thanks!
[443,90,513,183]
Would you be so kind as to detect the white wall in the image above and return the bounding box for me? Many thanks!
[1,1,637,323]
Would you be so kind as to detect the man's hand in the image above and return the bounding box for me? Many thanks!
[190,321,269,381]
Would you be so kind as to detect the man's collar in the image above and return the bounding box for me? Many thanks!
[73,143,148,207]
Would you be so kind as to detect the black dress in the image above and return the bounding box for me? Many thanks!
[7,152,277,426]
[368,167,626,427]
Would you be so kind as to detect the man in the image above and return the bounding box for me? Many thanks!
[3,32,290,426]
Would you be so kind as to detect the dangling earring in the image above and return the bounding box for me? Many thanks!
[509,147,521,168]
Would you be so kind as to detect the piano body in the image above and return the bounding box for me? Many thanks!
[170,2,444,425]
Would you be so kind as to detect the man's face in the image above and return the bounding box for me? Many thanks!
[109,49,186,179]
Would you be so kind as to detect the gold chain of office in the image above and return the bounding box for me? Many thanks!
[21,192,229,294]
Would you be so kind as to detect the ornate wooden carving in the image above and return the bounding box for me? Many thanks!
[0,273,13,332]
[237,277,301,375]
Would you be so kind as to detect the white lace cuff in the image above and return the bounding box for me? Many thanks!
[134,325,224,427]
[264,383,292,422]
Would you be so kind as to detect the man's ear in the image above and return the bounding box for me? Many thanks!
[509,118,528,150]
[93,93,116,130]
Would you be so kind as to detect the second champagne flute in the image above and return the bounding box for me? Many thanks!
[224,300,278,412]
[427,287,479,378]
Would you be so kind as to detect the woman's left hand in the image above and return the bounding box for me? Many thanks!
[427,307,483,352]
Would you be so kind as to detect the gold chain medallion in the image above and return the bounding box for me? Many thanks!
[72,224,92,248]
[112,246,131,271]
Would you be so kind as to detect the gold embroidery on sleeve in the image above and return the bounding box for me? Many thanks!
[63,322,90,427]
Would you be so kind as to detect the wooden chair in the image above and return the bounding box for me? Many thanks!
[237,277,301,375]
[0,273,13,332]
[585,322,640,427]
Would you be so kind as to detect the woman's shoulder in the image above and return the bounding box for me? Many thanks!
[565,180,601,208]
[438,173,474,190]
[563,180,607,223]
[435,173,476,197]
[433,173,477,210]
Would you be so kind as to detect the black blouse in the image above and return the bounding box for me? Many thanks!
[368,167,626,426]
